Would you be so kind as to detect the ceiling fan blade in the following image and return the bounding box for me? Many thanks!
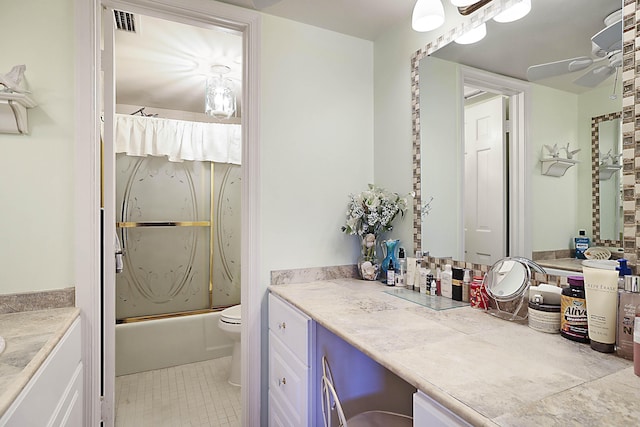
[526,57,593,81]
[592,18,622,53]
[252,0,282,9]
[573,66,616,88]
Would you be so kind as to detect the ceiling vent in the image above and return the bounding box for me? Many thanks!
[114,10,137,33]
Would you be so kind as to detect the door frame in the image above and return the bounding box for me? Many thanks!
[75,1,261,425]
[459,66,531,260]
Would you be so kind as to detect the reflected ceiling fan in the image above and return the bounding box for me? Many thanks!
[526,9,622,88]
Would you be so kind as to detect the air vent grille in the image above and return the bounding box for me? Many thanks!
[114,10,136,33]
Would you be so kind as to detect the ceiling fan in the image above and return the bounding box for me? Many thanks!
[526,9,622,88]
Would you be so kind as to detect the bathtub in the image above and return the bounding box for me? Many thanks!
[115,311,233,376]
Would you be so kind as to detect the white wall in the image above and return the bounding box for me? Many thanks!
[0,0,75,294]
[260,14,374,278]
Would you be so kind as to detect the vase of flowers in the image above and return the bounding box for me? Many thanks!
[341,184,408,281]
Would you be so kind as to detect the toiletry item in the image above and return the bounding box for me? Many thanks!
[386,259,395,286]
[616,276,640,360]
[635,311,640,376]
[470,276,488,309]
[441,265,453,298]
[414,252,423,291]
[419,268,428,294]
[396,248,406,287]
[451,267,464,301]
[425,274,434,295]
[528,301,561,333]
[430,279,437,296]
[462,269,471,303]
[574,229,590,259]
[436,267,442,296]
[406,257,416,290]
[529,284,563,305]
[582,266,619,353]
[617,259,632,289]
[560,276,589,343]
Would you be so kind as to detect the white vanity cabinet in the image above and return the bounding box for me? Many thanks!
[268,293,314,427]
[0,318,83,427]
[413,391,471,427]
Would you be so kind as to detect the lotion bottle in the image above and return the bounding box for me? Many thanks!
[441,264,453,298]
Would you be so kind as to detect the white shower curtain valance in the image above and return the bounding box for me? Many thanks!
[115,114,241,164]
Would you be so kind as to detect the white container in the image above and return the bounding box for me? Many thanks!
[441,264,453,299]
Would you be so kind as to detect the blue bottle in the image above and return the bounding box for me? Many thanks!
[381,239,399,276]
[574,229,590,259]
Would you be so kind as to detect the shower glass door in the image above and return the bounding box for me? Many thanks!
[115,154,240,321]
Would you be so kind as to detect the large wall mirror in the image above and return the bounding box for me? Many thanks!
[412,0,624,266]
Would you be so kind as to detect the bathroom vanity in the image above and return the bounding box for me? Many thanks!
[0,307,82,426]
[269,278,640,426]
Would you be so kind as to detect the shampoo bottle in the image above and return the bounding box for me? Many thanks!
[441,264,453,298]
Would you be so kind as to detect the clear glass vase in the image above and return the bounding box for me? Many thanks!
[357,233,380,281]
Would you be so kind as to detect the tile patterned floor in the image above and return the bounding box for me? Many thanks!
[115,357,241,427]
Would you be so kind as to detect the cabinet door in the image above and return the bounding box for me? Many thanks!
[413,391,471,427]
[268,294,310,362]
[269,331,310,426]
[269,391,295,427]
[0,318,82,427]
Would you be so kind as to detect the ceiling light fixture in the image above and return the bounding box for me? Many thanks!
[450,0,477,6]
[493,0,531,23]
[412,0,445,32]
[454,23,487,44]
[205,65,236,119]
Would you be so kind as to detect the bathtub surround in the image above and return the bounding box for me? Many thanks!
[0,288,75,314]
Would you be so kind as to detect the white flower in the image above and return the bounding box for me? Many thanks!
[341,184,410,237]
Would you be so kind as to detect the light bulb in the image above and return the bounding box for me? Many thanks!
[412,0,445,32]
[493,0,531,23]
[454,23,487,44]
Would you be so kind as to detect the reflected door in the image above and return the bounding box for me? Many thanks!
[464,96,507,265]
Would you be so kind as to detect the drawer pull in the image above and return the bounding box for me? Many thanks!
[278,322,286,330]
[278,377,287,386]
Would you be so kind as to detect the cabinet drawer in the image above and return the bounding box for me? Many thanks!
[269,331,309,426]
[269,293,310,362]
[269,390,295,427]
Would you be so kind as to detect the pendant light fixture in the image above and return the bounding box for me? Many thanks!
[454,22,487,44]
[493,0,531,23]
[412,0,445,32]
[205,65,236,119]
[450,0,477,6]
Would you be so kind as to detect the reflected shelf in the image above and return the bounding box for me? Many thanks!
[540,157,579,177]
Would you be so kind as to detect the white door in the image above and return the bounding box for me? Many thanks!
[464,95,507,265]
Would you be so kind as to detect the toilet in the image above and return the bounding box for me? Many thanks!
[218,304,241,386]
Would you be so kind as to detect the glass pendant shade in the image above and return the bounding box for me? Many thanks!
[454,23,487,44]
[205,75,236,119]
[450,0,477,6]
[412,0,445,32]
[493,0,531,23]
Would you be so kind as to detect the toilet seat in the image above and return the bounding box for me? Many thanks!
[220,304,241,325]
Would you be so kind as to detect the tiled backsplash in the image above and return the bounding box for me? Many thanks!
[0,287,75,314]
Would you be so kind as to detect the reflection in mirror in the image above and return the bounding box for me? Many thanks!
[593,113,622,244]
[415,0,623,266]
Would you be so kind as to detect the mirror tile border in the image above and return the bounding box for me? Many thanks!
[412,0,637,267]
[591,111,622,247]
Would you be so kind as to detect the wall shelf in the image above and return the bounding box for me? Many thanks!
[540,157,579,177]
[599,163,622,180]
[0,91,37,134]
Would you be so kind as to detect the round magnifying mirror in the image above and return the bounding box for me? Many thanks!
[485,259,529,301]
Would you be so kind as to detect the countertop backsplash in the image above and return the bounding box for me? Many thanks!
[0,287,75,314]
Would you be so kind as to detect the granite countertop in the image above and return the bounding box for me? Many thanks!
[269,279,640,426]
[535,258,584,272]
[0,307,80,418]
